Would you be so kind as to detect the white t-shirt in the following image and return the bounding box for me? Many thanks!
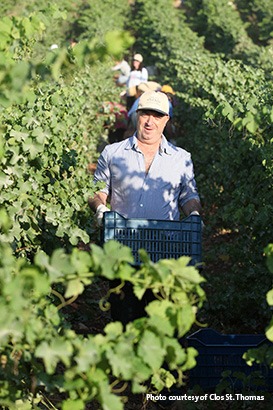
[126,68,148,91]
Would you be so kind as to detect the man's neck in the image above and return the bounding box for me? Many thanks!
[137,137,162,153]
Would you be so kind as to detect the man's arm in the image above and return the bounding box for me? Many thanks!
[182,198,202,217]
[88,192,108,213]
[88,192,109,226]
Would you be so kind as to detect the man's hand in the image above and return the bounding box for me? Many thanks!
[95,204,109,226]
[189,210,205,230]
[189,211,200,216]
[182,199,202,217]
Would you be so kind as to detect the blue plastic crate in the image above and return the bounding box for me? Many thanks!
[187,328,273,391]
[102,212,202,265]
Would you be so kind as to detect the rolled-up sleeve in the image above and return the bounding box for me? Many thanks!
[178,153,200,207]
[94,148,111,195]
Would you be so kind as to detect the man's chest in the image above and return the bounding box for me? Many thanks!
[110,153,183,188]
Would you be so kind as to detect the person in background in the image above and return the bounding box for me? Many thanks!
[111,58,131,86]
[126,53,148,110]
[102,101,128,144]
[161,84,177,141]
[161,84,176,116]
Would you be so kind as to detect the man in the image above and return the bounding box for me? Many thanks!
[88,90,201,223]
[88,91,202,326]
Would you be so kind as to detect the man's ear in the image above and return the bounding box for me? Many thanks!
[163,115,170,126]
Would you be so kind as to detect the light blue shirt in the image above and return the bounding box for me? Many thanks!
[94,135,200,220]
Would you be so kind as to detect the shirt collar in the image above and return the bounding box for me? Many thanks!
[125,134,172,155]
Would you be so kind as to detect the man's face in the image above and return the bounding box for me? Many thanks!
[137,110,169,144]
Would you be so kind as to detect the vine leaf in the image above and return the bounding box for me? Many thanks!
[138,330,165,371]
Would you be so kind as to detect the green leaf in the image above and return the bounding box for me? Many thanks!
[267,289,273,306]
[0,17,13,36]
[99,379,123,410]
[91,241,134,279]
[10,129,29,140]
[34,250,50,269]
[246,118,259,134]
[265,244,273,274]
[107,341,137,379]
[62,399,84,410]
[163,337,186,369]
[69,227,90,246]
[0,208,12,231]
[138,330,165,371]
[75,339,100,372]
[11,400,33,410]
[105,30,134,58]
[21,17,35,39]
[49,249,76,281]
[35,338,73,374]
[221,102,234,122]
[270,107,273,123]
[147,315,174,337]
[70,248,92,274]
[146,299,175,321]
[151,368,176,391]
[65,278,85,298]
[181,347,198,371]
[101,393,123,410]
[130,356,151,382]
[177,304,195,337]
[11,61,30,91]
[104,322,123,339]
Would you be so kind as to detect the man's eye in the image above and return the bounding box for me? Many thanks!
[141,110,164,118]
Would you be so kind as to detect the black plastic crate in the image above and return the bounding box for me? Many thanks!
[102,212,202,265]
[187,328,273,391]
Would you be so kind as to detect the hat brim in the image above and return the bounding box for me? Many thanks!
[137,107,169,116]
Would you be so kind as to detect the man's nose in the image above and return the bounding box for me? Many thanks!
[145,114,153,124]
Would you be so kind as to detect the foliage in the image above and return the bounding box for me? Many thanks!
[182,0,273,78]
[2,0,273,403]
[263,244,273,342]
[0,240,205,409]
[0,7,131,259]
[1,1,81,50]
[186,58,273,330]
[132,0,204,71]
[0,60,119,256]
[184,0,251,54]
[241,244,273,385]
[236,0,273,45]
[71,0,131,44]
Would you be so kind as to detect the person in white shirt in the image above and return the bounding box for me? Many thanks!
[126,53,148,110]
[111,59,131,86]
